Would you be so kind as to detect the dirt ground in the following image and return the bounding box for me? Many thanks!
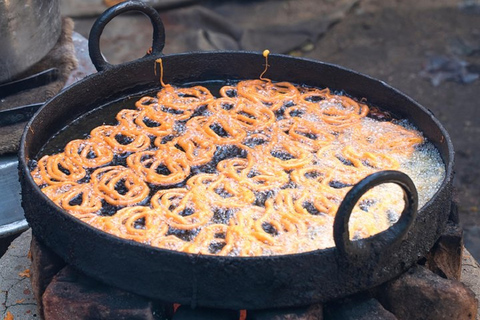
[71,0,480,258]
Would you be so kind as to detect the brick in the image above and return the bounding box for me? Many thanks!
[29,236,66,319]
[324,297,397,320]
[377,265,477,320]
[425,221,463,280]
[248,304,323,320]
[42,266,164,320]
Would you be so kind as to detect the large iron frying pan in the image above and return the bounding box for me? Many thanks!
[18,1,454,310]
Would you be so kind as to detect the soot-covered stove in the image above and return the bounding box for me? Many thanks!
[8,204,475,320]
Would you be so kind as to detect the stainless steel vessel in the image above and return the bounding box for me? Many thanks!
[0,155,28,239]
[0,0,61,83]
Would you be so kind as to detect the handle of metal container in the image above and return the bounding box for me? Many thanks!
[88,1,166,72]
[333,170,418,262]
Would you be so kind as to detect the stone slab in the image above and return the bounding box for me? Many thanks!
[0,230,38,320]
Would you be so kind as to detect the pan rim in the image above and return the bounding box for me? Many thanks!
[19,50,454,260]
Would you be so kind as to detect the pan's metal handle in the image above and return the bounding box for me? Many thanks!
[333,170,418,263]
[88,1,166,72]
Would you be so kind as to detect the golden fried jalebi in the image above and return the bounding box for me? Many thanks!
[156,84,214,109]
[127,146,190,186]
[91,125,151,153]
[278,117,336,152]
[217,154,289,192]
[31,153,86,186]
[31,77,442,256]
[201,115,247,145]
[91,166,150,206]
[64,138,114,169]
[151,188,213,230]
[229,98,276,130]
[99,206,168,243]
[236,79,299,111]
[116,108,173,137]
[170,131,216,166]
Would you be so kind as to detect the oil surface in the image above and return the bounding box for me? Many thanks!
[33,79,446,255]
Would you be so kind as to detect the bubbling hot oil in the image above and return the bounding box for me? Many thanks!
[33,80,446,256]
[341,118,445,246]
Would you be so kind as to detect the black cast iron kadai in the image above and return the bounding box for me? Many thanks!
[18,1,454,310]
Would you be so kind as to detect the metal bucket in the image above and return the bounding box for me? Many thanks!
[0,0,62,83]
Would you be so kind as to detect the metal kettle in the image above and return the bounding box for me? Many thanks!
[0,0,61,84]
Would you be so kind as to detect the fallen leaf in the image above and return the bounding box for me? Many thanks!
[4,311,14,320]
[18,269,30,278]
